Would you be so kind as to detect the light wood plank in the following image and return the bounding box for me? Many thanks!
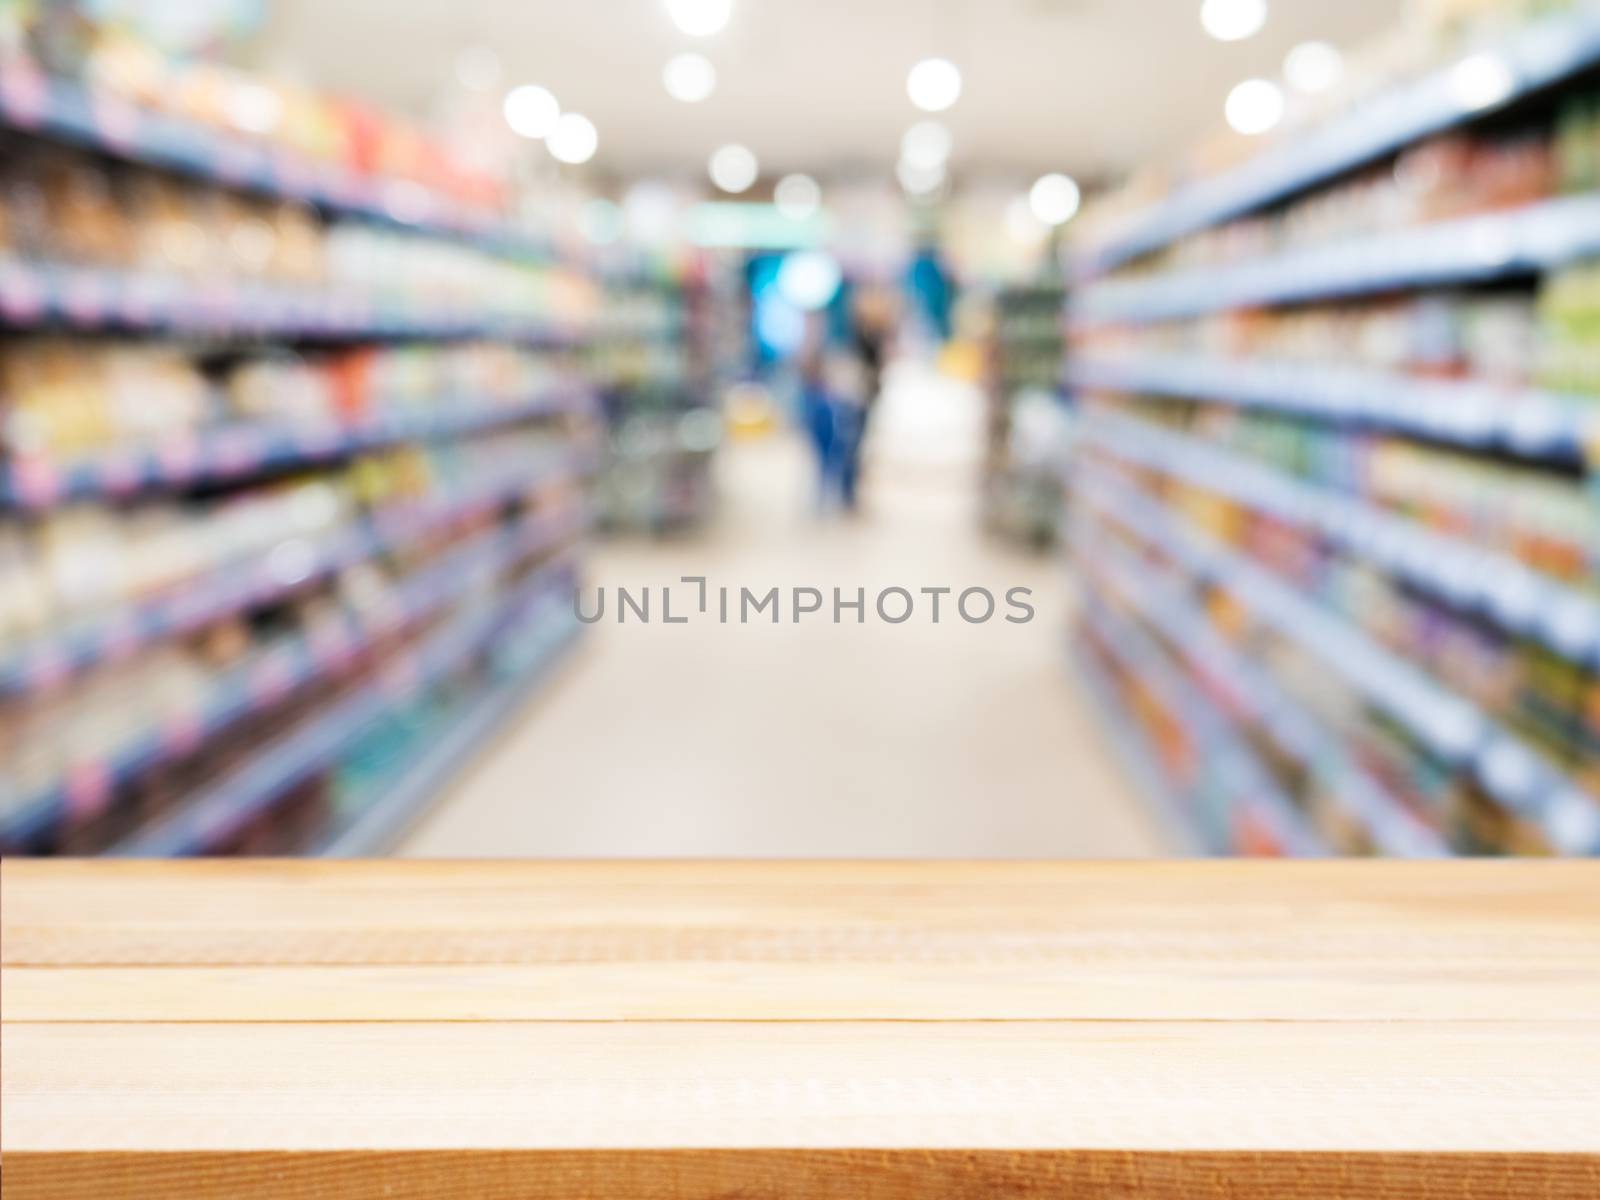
[4,860,1598,1198]
[7,859,1597,965]
[9,959,1600,1022]
[7,1021,1600,1153]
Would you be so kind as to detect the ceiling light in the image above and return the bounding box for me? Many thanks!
[1028,173,1080,226]
[906,58,962,113]
[503,84,559,140]
[1224,78,1284,135]
[1449,52,1515,112]
[548,112,598,163]
[900,120,952,170]
[1200,0,1267,42]
[896,156,945,196]
[709,143,759,193]
[1283,41,1342,93]
[774,173,821,220]
[663,52,717,103]
[665,0,732,37]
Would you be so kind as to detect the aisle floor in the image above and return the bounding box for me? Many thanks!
[401,366,1167,857]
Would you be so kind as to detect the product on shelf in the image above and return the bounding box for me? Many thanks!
[0,337,574,465]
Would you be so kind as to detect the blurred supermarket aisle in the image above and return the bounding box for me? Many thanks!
[402,366,1165,857]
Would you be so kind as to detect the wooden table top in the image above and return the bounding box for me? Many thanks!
[3,859,1598,1198]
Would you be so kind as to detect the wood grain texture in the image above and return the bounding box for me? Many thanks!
[3,859,1598,1198]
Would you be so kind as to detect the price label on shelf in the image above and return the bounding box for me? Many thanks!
[0,59,48,126]
[213,137,262,185]
[60,272,109,325]
[0,260,46,321]
[162,710,206,757]
[25,644,70,691]
[87,90,141,153]
[101,448,146,495]
[248,652,298,708]
[11,458,61,507]
[157,433,202,481]
[63,760,112,822]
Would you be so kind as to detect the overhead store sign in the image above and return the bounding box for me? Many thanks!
[688,203,829,249]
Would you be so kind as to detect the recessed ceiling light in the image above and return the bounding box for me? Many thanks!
[548,112,598,164]
[907,58,962,113]
[1283,41,1342,93]
[1225,78,1284,134]
[900,120,952,170]
[663,52,717,103]
[665,0,732,37]
[1028,174,1080,226]
[709,143,759,192]
[774,173,822,220]
[1200,0,1267,42]
[503,84,559,140]
[896,156,946,196]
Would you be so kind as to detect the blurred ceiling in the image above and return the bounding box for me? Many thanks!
[254,0,1398,183]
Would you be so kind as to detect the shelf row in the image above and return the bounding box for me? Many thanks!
[1066,354,1598,464]
[0,255,584,343]
[1072,514,1450,857]
[1071,462,1600,854]
[0,56,551,261]
[1071,195,1600,325]
[0,502,585,850]
[1073,8,1600,274]
[316,615,579,855]
[1,385,594,510]
[1077,411,1600,668]
[0,447,594,699]
[1077,587,1326,857]
[116,556,581,857]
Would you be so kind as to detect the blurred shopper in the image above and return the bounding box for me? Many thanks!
[907,241,955,343]
[842,284,898,508]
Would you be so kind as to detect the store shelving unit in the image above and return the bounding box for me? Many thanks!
[982,282,1066,547]
[1075,7,1600,275]
[1066,7,1600,857]
[0,43,612,856]
[593,264,721,533]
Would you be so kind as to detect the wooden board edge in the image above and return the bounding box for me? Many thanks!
[5,1148,1599,1199]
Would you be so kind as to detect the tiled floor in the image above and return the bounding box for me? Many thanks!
[400,367,1167,857]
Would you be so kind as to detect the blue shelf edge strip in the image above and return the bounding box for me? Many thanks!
[0,449,594,699]
[0,507,586,848]
[1072,195,1600,324]
[1076,592,1326,856]
[0,386,595,509]
[0,255,584,342]
[1067,355,1597,463]
[111,556,581,857]
[1073,9,1600,275]
[1066,636,1211,856]
[1072,516,1450,857]
[315,618,581,855]
[1076,411,1600,670]
[1071,459,1600,855]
